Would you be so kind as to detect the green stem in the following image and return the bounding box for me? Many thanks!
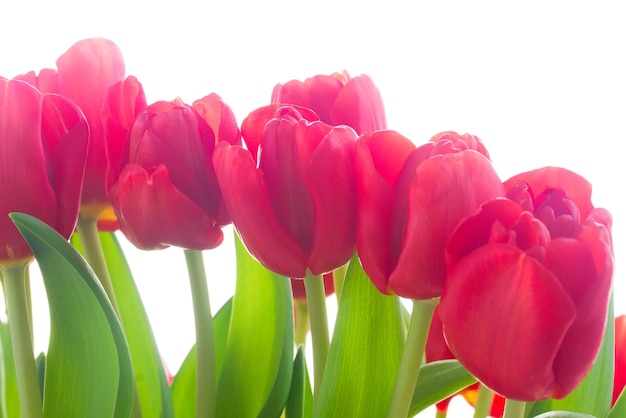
[293,299,310,347]
[3,263,43,418]
[303,270,330,398]
[24,266,33,344]
[184,250,216,418]
[472,383,495,418]
[435,408,448,418]
[75,216,120,317]
[503,399,526,418]
[386,298,438,418]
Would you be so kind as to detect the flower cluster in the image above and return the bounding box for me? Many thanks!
[0,37,618,418]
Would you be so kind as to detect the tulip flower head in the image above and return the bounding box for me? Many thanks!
[17,38,135,221]
[214,105,359,278]
[272,71,387,134]
[0,78,89,266]
[355,130,504,299]
[439,167,613,401]
[108,94,240,251]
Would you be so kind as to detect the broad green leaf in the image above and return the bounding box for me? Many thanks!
[529,298,614,418]
[0,319,19,418]
[608,387,626,418]
[314,255,405,418]
[409,360,477,416]
[258,296,294,418]
[100,232,174,418]
[11,213,133,418]
[216,233,293,418]
[285,347,313,418]
[171,298,233,418]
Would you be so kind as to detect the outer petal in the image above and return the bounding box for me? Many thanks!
[56,38,125,211]
[354,139,396,294]
[614,315,626,405]
[547,238,612,397]
[109,164,223,250]
[504,167,594,219]
[213,142,307,277]
[440,245,577,401]
[355,130,432,294]
[192,93,241,146]
[358,130,419,186]
[390,151,505,299]
[42,93,89,238]
[306,125,358,275]
[329,74,387,134]
[0,80,56,263]
[102,75,147,193]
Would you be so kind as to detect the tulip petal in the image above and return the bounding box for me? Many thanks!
[102,75,147,193]
[192,93,241,146]
[330,74,387,133]
[613,316,626,405]
[56,38,125,210]
[546,238,613,397]
[0,79,56,262]
[109,164,223,250]
[391,151,504,299]
[440,245,577,401]
[214,142,307,277]
[41,93,90,238]
[358,130,421,187]
[306,125,357,275]
[354,140,396,294]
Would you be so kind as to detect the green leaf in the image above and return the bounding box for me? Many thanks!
[215,233,293,418]
[11,213,133,418]
[314,255,405,418]
[529,297,614,418]
[171,298,233,418]
[0,319,20,418]
[258,299,294,418]
[409,360,477,415]
[609,387,626,418]
[99,232,174,418]
[285,347,313,418]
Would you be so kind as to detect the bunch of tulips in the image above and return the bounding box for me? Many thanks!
[0,38,621,418]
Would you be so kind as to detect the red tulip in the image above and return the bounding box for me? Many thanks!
[355,130,504,299]
[614,315,626,406]
[271,71,386,134]
[439,167,613,401]
[18,38,127,218]
[108,94,240,250]
[0,78,89,265]
[291,273,335,300]
[214,105,358,278]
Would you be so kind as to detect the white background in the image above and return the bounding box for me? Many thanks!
[1,1,624,416]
